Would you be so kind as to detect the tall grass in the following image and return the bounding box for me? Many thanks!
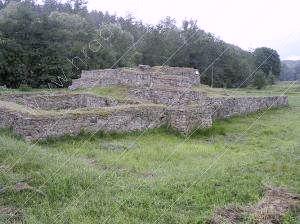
[0,83,299,223]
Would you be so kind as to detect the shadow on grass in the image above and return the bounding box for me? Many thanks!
[3,116,254,146]
[0,128,24,141]
[190,123,227,138]
[39,123,229,146]
[39,126,173,146]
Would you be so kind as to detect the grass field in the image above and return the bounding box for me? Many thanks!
[0,82,299,223]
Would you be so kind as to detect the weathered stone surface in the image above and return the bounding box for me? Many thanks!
[0,92,289,140]
[208,96,289,120]
[129,86,207,106]
[0,93,121,110]
[166,105,212,134]
[138,64,151,70]
[69,66,201,90]
[0,65,289,140]
[0,98,166,141]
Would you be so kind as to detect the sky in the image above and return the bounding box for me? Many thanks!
[87,0,300,60]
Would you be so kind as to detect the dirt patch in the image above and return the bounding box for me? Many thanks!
[0,164,11,172]
[83,158,155,179]
[0,206,23,223]
[141,172,156,179]
[13,182,45,196]
[14,182,33,192]
[83,158,128,173]
[100,142,128,151]
[209,205,244,224]
[208,186,300,224]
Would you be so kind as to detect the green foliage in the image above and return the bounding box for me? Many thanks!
[253,69,267,89]
[253,47,281,85]
[0,0,281,89]
[0,0,91,88]
[254,47,281,75]
[281,60,300,81]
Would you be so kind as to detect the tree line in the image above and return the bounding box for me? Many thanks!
[280,60,300,81]
[0,0,281,89]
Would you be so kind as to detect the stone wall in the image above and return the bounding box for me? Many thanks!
[0,92,289,140]
[0,100,166,141]
[166,106,212,134]
[0,93,135,110]
[69,66,200,90]
[208,96,289,120]
[129,87,207,106]
[165,95,289,134]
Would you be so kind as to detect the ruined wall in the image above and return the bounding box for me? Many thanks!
[0,59,290,140]
[69,66,200,90]
[0,93,127,110]
[165,95,289,134]
[167,106,213,134]
[129,87,207,106]
[208,96,289,120]
[0,91,289,140]
[0,101,166,141]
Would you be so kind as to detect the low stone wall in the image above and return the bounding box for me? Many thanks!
[166,95,289,134]
[69,66,200,90]
[0,101,166,141]
[0,91,289,140]
[167,106,213,133]
[129,87,207,106]
[0,93,132,110]
[208,96,289,120]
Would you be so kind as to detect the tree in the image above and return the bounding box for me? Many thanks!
[0,0,4,9]
[253,47,281,82]
[253,69,267,89]
[294,63,300,80]
[68,0,87,14]
[0,1,91,87]
[0,0,22,9]
[294,63,300,74]
[87,23,135,68]
[280,60,300,81]
[0,0,269,89]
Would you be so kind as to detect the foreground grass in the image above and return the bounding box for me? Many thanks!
[0,82,299,223]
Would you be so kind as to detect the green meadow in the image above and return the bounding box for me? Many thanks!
[0,82,299,223]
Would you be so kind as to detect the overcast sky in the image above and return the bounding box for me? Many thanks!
[87,0,300,60]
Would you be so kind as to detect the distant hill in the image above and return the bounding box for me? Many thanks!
[280,60,300,80]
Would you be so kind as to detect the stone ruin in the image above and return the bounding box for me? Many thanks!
[68,66,201,90]
[0,65,288,141]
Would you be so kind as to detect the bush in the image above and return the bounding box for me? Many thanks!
[253,70,267,89]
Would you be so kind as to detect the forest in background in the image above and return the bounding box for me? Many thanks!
[280,60,300,81]
[0,0,281,89]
